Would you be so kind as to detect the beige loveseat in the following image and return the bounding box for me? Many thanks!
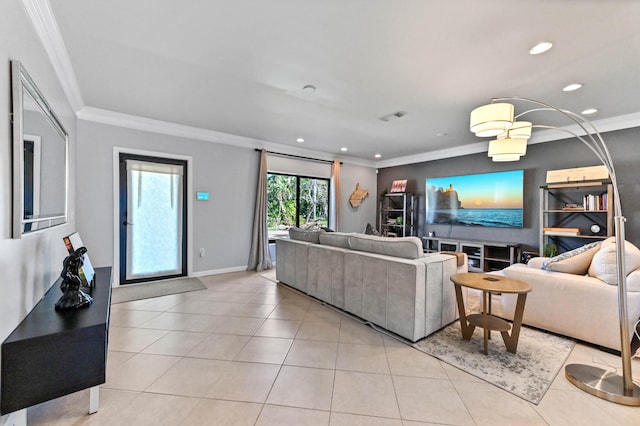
[498,238,640,351]
[276,230,467,342]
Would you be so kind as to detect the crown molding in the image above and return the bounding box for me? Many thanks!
[375,141,490,168]
[527,111,640,145]
[80,104,640,170]
[375,112,640,168]
[77,107,376,168]
[21,0,84,112]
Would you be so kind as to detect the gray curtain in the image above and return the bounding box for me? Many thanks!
[247,149,273,271]
[330,160,341,231]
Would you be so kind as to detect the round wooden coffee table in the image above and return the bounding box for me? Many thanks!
[450,272,531,355]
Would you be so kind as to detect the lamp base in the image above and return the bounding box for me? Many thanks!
[565,364,640,406]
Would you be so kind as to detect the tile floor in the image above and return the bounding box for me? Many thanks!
[24,271,640,425]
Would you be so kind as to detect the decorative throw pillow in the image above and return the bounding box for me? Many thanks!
[288,227,324,244]
[364,223,381,236]
[588,239,640,285]
[541,241,601,275]
[527,257,548,269]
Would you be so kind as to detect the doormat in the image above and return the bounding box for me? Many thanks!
[413,322,575,404]
[112,277,206,304]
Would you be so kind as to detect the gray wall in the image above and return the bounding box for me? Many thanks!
[338,164,378,234]
[76,121,378,276]
[0,0,78,404]
[377,126,640,252]
[76,121,258,275]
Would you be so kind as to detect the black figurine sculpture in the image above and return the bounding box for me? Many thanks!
[55,247,94,311]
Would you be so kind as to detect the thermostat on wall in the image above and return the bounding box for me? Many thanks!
[196,192,209,201]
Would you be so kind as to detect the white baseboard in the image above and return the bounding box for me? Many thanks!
[191,265,248,277]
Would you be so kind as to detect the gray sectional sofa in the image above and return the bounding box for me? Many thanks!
[276,230,467,341]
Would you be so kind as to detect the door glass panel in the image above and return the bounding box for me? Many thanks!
[126,160,184,280]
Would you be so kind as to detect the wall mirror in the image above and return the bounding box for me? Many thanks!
[11,60,68,238]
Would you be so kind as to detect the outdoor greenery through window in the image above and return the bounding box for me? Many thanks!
[267,173,330,239]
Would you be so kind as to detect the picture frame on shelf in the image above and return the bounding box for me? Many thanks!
[63,233,96,287]
[390,179,407,193]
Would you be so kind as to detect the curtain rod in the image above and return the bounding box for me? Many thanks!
[255,149,342,165]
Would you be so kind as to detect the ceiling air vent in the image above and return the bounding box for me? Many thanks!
[379,111,407,122]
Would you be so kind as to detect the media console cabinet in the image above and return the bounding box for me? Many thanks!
[422,237,520,273]
[1,267,112,424]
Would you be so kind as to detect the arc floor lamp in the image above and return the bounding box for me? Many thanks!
[470,97,640,406]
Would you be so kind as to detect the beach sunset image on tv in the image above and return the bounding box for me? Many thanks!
[425,170,523,228]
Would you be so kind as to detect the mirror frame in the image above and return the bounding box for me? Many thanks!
[11,60,69,238]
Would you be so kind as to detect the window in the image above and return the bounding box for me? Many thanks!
[267,173,330,239]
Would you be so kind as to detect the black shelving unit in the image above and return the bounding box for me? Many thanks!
[380,193,416,237]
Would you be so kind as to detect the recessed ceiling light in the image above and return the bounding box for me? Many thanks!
[340,147,348,152]
[563,83,582,92]
[302,84,316,93]
[529,41,553,55]
[374,154,381,158]
[296,138,304,143]
[581,108,598,115]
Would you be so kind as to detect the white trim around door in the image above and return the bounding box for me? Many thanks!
[112,147,193,287]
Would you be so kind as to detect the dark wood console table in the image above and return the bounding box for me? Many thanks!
[1,267,112,423]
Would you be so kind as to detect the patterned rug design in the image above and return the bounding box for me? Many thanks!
[112,277,206,304]
[413,322,575,404]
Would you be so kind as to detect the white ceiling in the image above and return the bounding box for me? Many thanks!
[46,0,640,166]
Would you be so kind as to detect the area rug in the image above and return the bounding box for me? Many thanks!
[112,277,206,304]
[413,322,575,404]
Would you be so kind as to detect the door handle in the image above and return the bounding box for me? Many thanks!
[123,221,133,226]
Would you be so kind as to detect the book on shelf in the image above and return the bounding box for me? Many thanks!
[582,193,607,211]
[562,203,584,211]
[543,227,580,236]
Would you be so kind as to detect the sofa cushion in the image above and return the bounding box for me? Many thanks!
[626,270,640,292]
[527,257,548,269]
[319,232,351,249]
[348,234,423,259]
[288,227,324,244]
[588,238,640,284]
[541,241,601,275]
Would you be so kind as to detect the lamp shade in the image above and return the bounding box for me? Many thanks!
[491,154,522,162]
[496,121,532,140]
[508,121,532,139]
[470,103,514,137]
[488,138,527,162]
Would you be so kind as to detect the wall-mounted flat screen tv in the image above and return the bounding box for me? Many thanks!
[425,170,523,228]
